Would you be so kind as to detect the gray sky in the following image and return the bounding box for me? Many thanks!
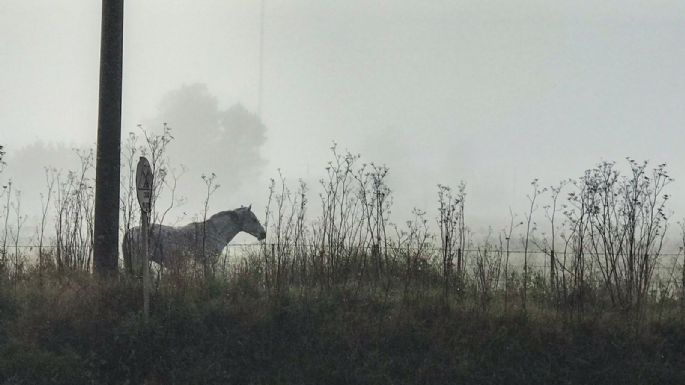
[2,0,685,233]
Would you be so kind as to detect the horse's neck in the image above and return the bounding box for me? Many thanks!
[206,214,241,247]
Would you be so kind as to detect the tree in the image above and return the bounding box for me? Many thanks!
[149,84,267,202]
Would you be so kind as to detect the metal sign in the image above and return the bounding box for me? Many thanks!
[136,156,153,213]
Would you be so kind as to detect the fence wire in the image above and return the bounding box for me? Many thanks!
[3,241,683,273]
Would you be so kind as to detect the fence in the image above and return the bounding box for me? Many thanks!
[3,242,683,286]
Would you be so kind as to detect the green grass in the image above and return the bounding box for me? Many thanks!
[0,269,683,385]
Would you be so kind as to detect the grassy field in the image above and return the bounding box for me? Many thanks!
[1,146,684,383]
[0,264,683,385]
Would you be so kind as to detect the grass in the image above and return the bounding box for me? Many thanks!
[0,266,683,385]
[2,143,683,383]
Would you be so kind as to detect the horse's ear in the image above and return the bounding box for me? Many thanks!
[248,204,252,211]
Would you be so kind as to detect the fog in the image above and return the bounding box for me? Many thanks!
[144,84,266,209]
[1,1,685,244]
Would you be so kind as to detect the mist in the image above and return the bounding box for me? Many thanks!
[2,0,685,244]
[143,84,267,212]
[3,4,685,381]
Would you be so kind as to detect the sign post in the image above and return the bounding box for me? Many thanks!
[136,156,153,321]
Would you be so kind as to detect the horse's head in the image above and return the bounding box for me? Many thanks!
[234,205,266,240]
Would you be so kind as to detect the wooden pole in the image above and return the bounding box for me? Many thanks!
[142,211,150,321]
[136,156,152,320]
[94,0,124,276]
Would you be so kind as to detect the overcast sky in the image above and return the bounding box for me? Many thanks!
[1,0,685,233]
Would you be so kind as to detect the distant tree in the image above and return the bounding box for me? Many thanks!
[3,142,86,196]
[151,84,267,194]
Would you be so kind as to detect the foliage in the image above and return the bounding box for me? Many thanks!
[0,269,683,385]
[1,140,685,383]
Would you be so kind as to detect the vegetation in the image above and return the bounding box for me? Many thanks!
[0,139,684,384]
[1,268,684,385]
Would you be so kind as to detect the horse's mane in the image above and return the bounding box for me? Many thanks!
[208,208,247,221]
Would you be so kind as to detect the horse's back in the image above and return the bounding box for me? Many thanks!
[122,222,206,275]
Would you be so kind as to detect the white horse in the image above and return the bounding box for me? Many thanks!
[123,205,266,276]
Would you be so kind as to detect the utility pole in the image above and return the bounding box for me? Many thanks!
[258,0,265,117]
[93,0,124,277]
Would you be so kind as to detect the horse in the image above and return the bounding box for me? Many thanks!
[122,205,266,276]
